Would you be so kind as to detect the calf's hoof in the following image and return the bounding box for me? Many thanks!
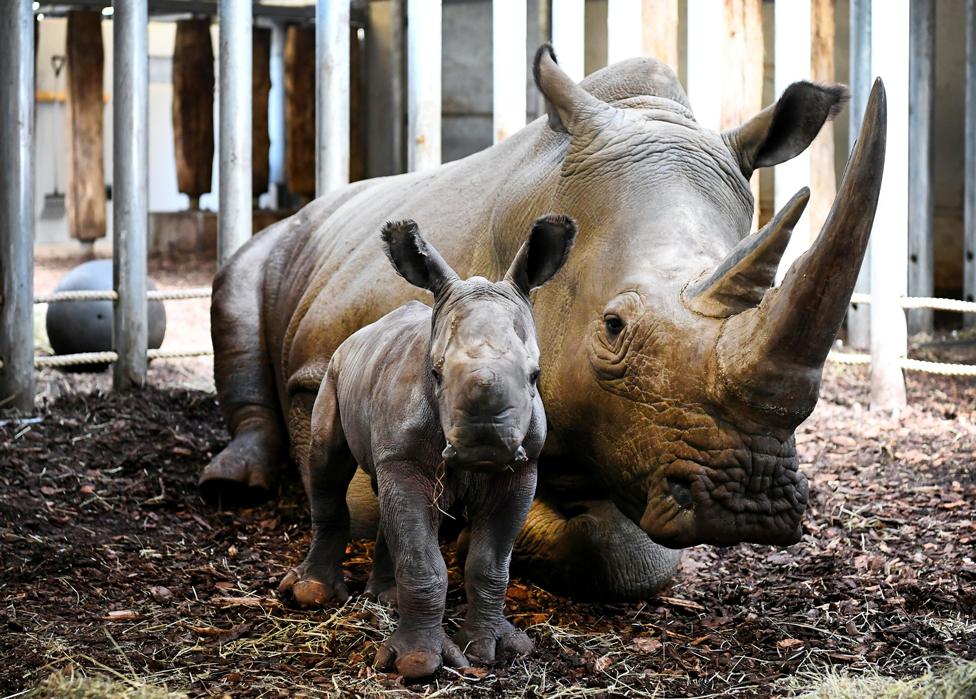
[278,564,348,607]
[374,627,468,680]
[199,429,280,508]
[454,620,533,665]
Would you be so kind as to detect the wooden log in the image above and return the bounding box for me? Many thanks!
[721,0,763,225]
[808,0,836,252]
[65,10,106,242]
[965,0,976,325]
[285,24,315,198]
[253,26,271,198]
[642,0,678,70]
[172,18,215,206]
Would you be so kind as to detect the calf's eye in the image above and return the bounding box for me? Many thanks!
[530,369,541,384]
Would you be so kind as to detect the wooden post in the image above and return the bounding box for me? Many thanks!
[0,2,35,412]
[773,0,811,282]
[285,25,315,198]
[847,0,871,349]
[869,0,908,411]
[551,0,584,82]
[721,0,763,224]
[642,0,679,70]
[316,0,350,195]
[253,26,272,199]
[365,0,404,177]
[965,0,976,325]
[607,0,642,65]
[809,0,837,249]
[407,0,441,171]
[172,18,214,209]
[66,11,106,242]
[113,0,148,390]
[350,24,367,183]
[493,0,527,143]
[907,0,934,334]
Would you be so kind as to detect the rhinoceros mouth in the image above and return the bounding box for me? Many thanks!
[640,454,809,549]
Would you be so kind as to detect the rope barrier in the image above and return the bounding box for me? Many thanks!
[34,351,118,367]
[848,293,976,314]
[146,348,214,359]
[35,287,212,304]
[826,351,976,377]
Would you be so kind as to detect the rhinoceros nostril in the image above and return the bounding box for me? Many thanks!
[667,476,694,508]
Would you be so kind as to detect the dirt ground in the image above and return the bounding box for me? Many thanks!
[2,358,974,697]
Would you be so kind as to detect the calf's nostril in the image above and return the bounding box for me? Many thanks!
[667,476,694,508]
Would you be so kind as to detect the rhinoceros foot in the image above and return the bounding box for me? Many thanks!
[199,426,281,508]
[374,626,468,680]
[454,619,534,665]
[278,561,349,607]
[363,577,397,607]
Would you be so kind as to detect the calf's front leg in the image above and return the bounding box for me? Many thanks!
[454,465,537,665]
[373,463,468,679]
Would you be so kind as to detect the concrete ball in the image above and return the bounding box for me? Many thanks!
[45,259,167,373]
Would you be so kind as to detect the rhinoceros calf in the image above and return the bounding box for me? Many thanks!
[202,43,886,602]
[278,216,577,678]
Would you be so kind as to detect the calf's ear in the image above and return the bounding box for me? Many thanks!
[506,214,577,295]
[381,220,458,295]
[723,81,849,180]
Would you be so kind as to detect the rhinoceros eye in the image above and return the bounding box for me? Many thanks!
[604,314,625,337]
[431,367,443,385]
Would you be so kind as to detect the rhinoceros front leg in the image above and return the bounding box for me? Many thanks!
[513,497,682,601]
[372,463,468,679]
[453,466,536,665]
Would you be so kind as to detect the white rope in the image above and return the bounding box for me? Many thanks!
[34,351,118,367]
[900,358,976,377]
[848,293,976,314]
[35,287,213,304]
[146,348,214,359]
[826,350,871,365]
[147,287,212,301]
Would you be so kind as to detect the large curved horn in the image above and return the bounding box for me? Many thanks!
[533,43,615,134]
[712,78,886,427]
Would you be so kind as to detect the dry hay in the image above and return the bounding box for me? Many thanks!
[783,658,976,699]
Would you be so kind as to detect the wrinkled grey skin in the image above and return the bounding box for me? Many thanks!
[201,45,886,601]
[278,216,578,679]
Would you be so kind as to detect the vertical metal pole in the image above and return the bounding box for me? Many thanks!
[113,0,148,390]
[685,0,724,131]
[390,0,405,173]
[870,0,908,411]
[407,0,441,171]
[774,0,812,283]
[606,0,643,65]
[316,0,350,195]
[847,0,871,349]
[965,0,976,325]
[268,21,286,208]
[218,0,252,266]
[493,0,527,144]
[551,0,585,82]
[907,0,934,335]
[0,3,35,412]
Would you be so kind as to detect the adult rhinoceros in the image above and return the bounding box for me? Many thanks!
[202,46,885,601]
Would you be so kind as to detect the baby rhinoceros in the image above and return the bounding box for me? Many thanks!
[279,214,578,679]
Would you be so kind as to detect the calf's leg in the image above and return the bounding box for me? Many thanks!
[279,375,357,606]
[454,466,536,664]
[372,463,467,679]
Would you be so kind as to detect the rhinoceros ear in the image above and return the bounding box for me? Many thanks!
[533,43,613,135]
[683,188,808,318]
[506,214,578,295]
[723,81,849,179]
[381,220,458,295]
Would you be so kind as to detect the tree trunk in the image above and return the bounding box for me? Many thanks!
[285,25,316,198]
[253,26,271,198]
[172,18,215,205]
[66,10,106,241]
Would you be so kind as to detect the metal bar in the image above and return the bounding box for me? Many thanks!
[390,0,405,173]
[493,0,527,143]
[550,0,585,82]
[907,0,934,335]
[966,0,976,326]
[406,0,441,172]
[218,0,252,266]
[38,1,318,21]
[268,21,286,207]
[606,0,642,65]
[685,0,724,131]
[869,0,908,411]
[112,0,149,390]
[847,0,871,348]
[0,2,35,412]
[316,0,350,195]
